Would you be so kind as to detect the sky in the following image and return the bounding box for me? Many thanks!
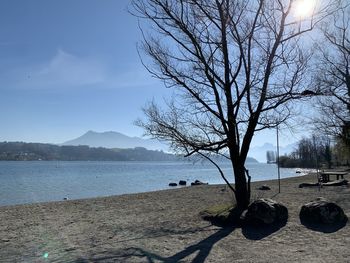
[0,0,306,147]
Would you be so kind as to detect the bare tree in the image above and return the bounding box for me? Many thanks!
[313,2,350,146]
[279,134,332,168]
[132,0,338,210]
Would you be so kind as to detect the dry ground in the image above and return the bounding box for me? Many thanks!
[0,173,349,262]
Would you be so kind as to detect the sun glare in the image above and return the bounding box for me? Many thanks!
[293,0,317,18]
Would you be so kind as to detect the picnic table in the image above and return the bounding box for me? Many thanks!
[319,171,348,183]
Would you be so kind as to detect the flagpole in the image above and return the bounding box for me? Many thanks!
[277,125,281,193]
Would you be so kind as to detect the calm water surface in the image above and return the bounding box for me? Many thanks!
[0,161,300,206]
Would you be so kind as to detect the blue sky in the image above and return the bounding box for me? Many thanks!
[0,0,303,147]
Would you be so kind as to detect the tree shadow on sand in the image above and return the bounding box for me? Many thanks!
[204,211,287,241]
[73,205,290,262]
[241,220,287,240]
[81,220,287,262]
[79,226,236,263]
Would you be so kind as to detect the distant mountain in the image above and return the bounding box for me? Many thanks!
[248,143,296,163]
[62,131,167,151]
[246,157,259,163]
[63,131,261,162]
[204,155,258,163]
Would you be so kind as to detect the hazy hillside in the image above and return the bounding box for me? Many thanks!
[0,141,258,163]
[0,142,176,161]
[62,131,167,150]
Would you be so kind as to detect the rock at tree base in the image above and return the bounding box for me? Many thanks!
[300,197,347,224]
[200,204,241,226]
[240,198,288,225]
[258,185,271,190]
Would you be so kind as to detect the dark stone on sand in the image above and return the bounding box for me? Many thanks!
[169,182,177,187]
[300,197,347,224]
[299,179,348,188]
[179,180,187,186]
[191,180,208,186]
[240,198,288,225]
[258,185,271,190]
[322,179,348,186]
[299,182,320,188]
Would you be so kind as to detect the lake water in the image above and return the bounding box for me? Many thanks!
[0,161,301,206]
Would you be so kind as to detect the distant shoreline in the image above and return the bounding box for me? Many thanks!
[0,141,260,162]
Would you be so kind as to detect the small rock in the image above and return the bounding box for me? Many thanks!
[191,180,208,186]
[300,197,347,224]
[179,180,187,186]
[169,182,177,187]
[258,185,271,190]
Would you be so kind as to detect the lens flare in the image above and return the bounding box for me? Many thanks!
[293,0,317,18]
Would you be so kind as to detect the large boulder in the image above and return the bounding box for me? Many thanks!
[241,198,288,225]
[300,197,347,224]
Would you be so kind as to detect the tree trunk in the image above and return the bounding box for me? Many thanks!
[232,163,250,211]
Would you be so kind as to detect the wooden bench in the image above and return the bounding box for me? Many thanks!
[319,171,348,183]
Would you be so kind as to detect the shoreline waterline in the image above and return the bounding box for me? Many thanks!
[0,161,309,207]
[0,172,309,209]
[1,172,349,262]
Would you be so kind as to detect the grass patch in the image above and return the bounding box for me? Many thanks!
[200,203,236,226]
[201,203,234,215]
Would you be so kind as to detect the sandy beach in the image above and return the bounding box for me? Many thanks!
[0,173,349,262]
